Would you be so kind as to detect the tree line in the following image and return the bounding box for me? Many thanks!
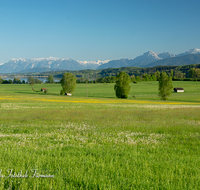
[1,65,200,86]
[1,63,200,84]
[0,77,44,84]
[0,75,55,85]
[57,71,173,101]
[3,63,200,80]
[76,67,200,83]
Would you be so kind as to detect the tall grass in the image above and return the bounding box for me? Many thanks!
[0,83,199,189]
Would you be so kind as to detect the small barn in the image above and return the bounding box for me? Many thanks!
[174,88,184,92]
[65,93,72,96]
[41,88,47,92]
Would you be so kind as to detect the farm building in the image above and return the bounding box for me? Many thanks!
[41,88,47,92]
[174,88,184,92]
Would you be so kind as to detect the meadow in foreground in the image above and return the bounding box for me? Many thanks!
[0,82,200,189]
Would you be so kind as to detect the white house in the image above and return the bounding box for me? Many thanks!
[174,88,184,92]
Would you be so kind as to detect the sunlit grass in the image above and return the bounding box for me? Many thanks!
[0,81,200,103]
[0,82,200,189]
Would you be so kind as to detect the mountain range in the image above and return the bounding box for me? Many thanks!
[0,48,200,74]
[97,48,200,69]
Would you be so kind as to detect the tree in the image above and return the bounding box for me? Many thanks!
[142,73,150,81]
[114,71,131,99]
[13,78,21,84]
[0,77,3,84]
[8,79,13,84]
[47,75,54,83]
[189,68,196,79]
[170,69,173,78]
[155,70,160,81]
[27,76,35,91]
[151,74,157,81]
[60,72,77,95]
[135,76,141,82]
[34,78,43,84]
[158,72,173,101]
[195,68,200,79]
[174,71,185,80]
[130,75,135,82]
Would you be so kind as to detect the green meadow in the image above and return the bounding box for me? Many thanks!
[0,81,200,189]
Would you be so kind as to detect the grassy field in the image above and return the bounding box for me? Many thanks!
[0,82,200,189]
[1,81,200,102]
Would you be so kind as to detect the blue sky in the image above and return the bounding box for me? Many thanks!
[0,0,200,64]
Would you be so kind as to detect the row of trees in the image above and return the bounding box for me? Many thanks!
[59,72,132,99]
[113,71,173,100]
[0,77,45,85]
[58,71,173,100]
[1,66,200,86]
[0,71,179,101]
[0,75,55,85]
[0,77,26,84]
[76,69,200,83]
[49,63,200,81]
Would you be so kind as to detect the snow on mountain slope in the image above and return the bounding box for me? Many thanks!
[177,48,200,57]
[1,48,200,73]
[97,48,200,69]
[78,60,110,65]
[0,57,107,73]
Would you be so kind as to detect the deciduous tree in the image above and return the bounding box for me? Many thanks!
[158,72,173,100]
[189,68,196,79]
[0,77,3,84]
[195,68,200,78]
[114,72,131,99]
[13,78,21,84]
[47,75,54,83]
[174,71,185,80]
[60,73,77,95]
[27,76,35,91]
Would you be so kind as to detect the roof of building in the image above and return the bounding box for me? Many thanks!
[174,88,184,90]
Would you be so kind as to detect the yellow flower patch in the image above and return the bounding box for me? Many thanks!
[0,95,200,106]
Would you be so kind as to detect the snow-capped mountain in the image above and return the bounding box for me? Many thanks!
[0,48,200,73]
[0,57,106,73]
[0,58,81,73]
[130,50,175,63]
[177,48,200,57]
[97,48,200,69]
[97,50,176,69]
[77,60,110,70]
[78,60,110,65]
